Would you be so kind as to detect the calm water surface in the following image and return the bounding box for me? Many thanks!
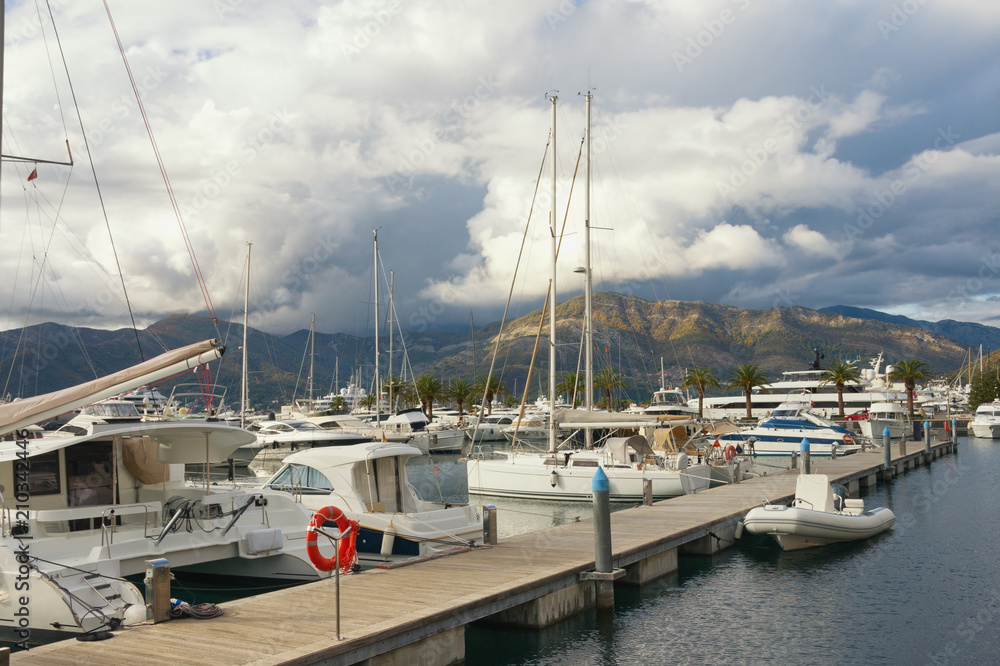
[465,437,1000,665]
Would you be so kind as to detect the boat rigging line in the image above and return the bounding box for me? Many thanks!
[102,0,221,345]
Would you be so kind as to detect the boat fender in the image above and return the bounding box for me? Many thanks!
[734,520,744,540]
[306,506,359,574]
[725,445,737,461]
[380,526,397,559]
[550,470,558,487]
[842,433,854,445]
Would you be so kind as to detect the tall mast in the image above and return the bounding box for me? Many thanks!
[309,312,316,409]
[241,242,252,428]
[374,229,381,423]
[548,94,558,454]
[584,92,595,446]
[388,269,394,410]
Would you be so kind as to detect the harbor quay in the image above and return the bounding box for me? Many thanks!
[13,436,957,665]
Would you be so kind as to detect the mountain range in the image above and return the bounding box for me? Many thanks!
[819,305,1000,354]
[0,294,985,411]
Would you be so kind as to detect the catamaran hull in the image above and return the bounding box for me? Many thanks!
[743,504,895,550]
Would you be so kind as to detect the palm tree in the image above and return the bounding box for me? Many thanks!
[889,359,932,416]
[726,364,770,419]
[681,367,720,419]
[475,373,508,416]
[555,371,584,407]
[381,374,407,410]
[444,378,475,418]
[330,396,347,413]
[819,360,862,417]
[414,374,443,420]
[593,367,627,411]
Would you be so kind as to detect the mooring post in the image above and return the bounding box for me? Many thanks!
[642,477,653,506]
[923,420,931,458]
[951,418,958,450]
[831,443,838,460]
[800,438,810,474]
[733,460,741,484]
[592,467,614,610]
[790,449,798,469]
[483,505,498,545]
[882,426,892,480]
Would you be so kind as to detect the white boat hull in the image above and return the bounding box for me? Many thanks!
[970,422,1000,439]
[743,504,896,551]
[467,453,711,501]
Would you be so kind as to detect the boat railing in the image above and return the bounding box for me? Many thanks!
[100,503,160,546]
[0,506,10,537]
[27,502,161,538]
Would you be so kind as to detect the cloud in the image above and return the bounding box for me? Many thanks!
[0,0,997,338]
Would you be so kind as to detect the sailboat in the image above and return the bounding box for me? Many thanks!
[467,94,711,501]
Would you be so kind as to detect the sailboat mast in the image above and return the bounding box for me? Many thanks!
[374,229,381,423]
[241,241,251,428]
[309,313,316,409]
[388,269,394,410]
[548,95,558,454]
[584,92,594,447]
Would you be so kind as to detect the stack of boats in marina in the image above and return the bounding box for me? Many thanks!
[0,341,484,645]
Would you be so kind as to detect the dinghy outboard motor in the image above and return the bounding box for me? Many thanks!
[831,483,849,512]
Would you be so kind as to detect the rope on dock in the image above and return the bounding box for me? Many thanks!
[170,599,223,620]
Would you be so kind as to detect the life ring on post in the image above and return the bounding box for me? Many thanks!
[306,506,359,574]
[725,445,737,461]
[842,433,854,445]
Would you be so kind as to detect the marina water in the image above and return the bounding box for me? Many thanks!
[460,437,1000,665]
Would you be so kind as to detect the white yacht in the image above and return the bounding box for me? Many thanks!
[242,418,374,466]
[695,353,904,419]
[714,401,865,456]
[970,402,1000,439]
[859,402,908,441]
[628,388,698,419]
[263,442,482,559]
[374,408,467,454]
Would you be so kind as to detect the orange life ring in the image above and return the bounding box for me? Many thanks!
[725,445,737,461]
[306,506,359,574]
[842,433,854,445]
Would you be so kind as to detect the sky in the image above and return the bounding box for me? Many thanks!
[1,0,998,339]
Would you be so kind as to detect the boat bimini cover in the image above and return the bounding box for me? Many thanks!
[605,435,654,465]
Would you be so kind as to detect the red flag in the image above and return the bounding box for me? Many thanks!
[27,168,37,182]
[433,466,441,473]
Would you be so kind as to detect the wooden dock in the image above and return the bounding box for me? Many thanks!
[17,438,957,665]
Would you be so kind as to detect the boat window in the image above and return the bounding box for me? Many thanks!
[265,464,333,494]
[571,460,598,467]
[66,441,114,531]
[771,409,799,417]
[56,424,88,436]
[28,451,60,496]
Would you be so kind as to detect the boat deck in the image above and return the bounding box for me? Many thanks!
[16,439,953,665]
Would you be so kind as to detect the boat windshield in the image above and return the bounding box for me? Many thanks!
[83,402,141,418]
[265,463,334,494]
[651,391,686,407]
[770,408,802,418]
